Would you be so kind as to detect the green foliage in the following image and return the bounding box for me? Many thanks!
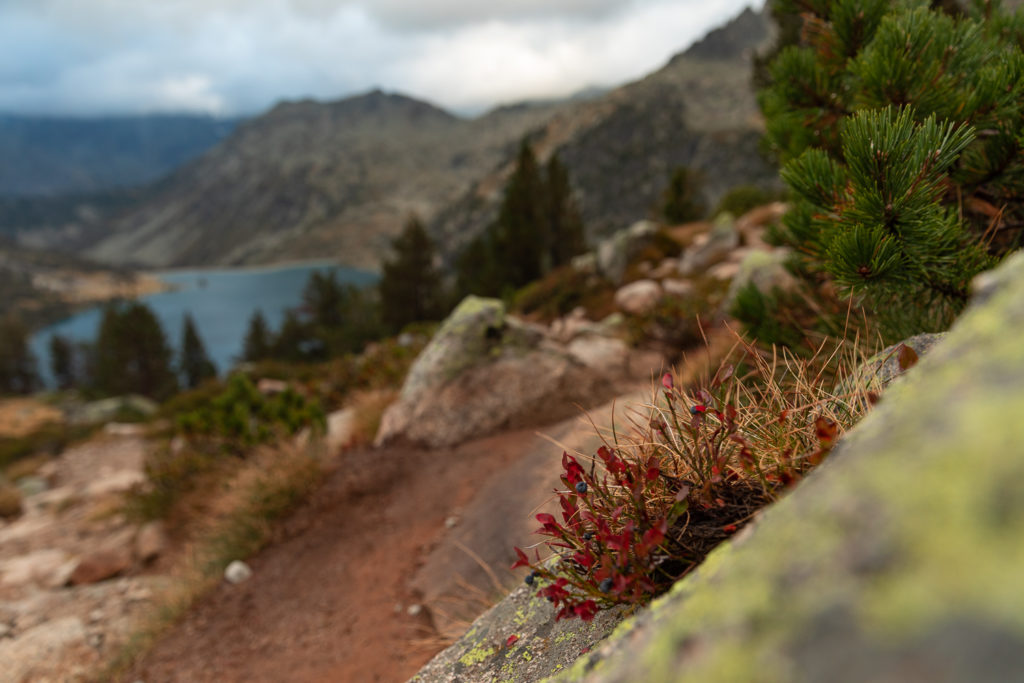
[660,166,707,223]
[48,334,74,390]
[92,301,179,400]
[713,185,782,218]
[511,266,616,322]
[0,315,38,395]
[378,215,446,333]
[180,314,217,390]
[456,142,588,297]
[760,1,1023,338]
[297,270,383,358]
[241,310,272,363]
[173,374,325,457]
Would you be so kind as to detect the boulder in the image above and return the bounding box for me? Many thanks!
[596,220,661,285]
[661,278,694,299]
[375,297,625,449]
[679,214,739,276]
[613,280,663,316]
[0,549,70,588]
[68,531,134,585]
[721,247,798,310]
[70,395,157,425]
[0,617,86,683]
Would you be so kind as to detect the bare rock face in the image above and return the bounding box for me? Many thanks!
[375,297,639,449]
[68,532,134,586]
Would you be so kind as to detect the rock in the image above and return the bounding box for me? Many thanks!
[706,260,740,281]
[104,422,146,437]
[326,407,357,452]
[567,336,630,372]
[596,220,661,284]
[84,469,146,497]
[539,250,1024,682]
[721,247,798,310]
[69,533,134,585]
[14,476,48,497]
[679,213,739,276]
[411,582,628,683]
[650,258,680,280]
[0,617,86,683]
[661,278,694,298]
[841,333,946,394]
[375,297,625,448]
[0,549,70,588]
[71,395,157,425]
[134,521,169,563]
[224,560,253,584]
[257,378,289,395]
[613,280,663,316]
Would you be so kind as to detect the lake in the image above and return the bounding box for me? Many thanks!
[29,261,377,386]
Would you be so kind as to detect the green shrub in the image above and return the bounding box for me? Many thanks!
[713,185,781,218]
[760,1,1024,339]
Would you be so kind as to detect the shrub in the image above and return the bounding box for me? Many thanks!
[512,338,871,620]
[511,267,616,322]
[760,2,1024,339]
[713,185,781,219]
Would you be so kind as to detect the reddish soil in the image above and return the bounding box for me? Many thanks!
[124,429,549,683]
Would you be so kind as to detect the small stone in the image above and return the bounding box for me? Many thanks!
[407,604,423,617]
[444,516,459,529]
[69,546,133,586]
[614,279,664,316]
[224,560,253,584]
[135,521,169,563]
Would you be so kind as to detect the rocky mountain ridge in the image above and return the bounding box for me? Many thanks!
[84,5,777,270]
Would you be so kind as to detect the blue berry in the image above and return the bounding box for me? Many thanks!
[599,577,614,593]
[524,573,535,586]
[575,481,588,494]
[583,532,593,541]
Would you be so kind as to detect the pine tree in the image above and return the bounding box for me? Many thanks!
[660,167,707,224]
[378,215,445,333]
[759,0,1024,336]
[272,309,315,363]
[455,141,589,297]
[545,154,588,268]
[93,301,178,400]
[180,314,217,389]
[492,140,548,287]
[49,334,74,390]
[0,316,38,395]
[242,310,272,362]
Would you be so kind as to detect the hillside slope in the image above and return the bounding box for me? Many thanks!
[86,92,565,269]
[87,7,776,270]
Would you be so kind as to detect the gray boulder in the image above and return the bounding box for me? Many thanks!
[596,220,660,285]
[375,297,627,449]
[679,213,739,276]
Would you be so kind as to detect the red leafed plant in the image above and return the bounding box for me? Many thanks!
[512,336,872,620]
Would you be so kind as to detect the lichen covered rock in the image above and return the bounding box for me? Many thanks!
[410,582,629,683]
[549,250,1024,681]
[376,297,634,448]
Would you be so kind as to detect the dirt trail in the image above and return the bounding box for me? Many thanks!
[123,415,613,683]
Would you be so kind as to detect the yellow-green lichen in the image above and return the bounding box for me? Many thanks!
[459,642,497,667]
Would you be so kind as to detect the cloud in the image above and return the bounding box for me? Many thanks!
[0,0,764,117]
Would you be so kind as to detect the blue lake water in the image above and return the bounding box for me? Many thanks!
[29,261,377,386]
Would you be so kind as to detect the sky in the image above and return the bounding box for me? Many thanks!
[0,0,765,118]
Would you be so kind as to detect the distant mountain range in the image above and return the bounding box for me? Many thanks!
[0,114,236,197]
[4,6,779,271]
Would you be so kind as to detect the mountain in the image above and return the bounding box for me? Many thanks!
[431,6,778,256]
[0,114,236,197]
[85,6,777,270]
[85,92,566,269]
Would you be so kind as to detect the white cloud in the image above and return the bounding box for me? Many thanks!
[0,0,765,116]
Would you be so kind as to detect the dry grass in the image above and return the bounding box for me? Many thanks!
[347,388,398,447]
[0,483,23,519]
[95,437,326,682]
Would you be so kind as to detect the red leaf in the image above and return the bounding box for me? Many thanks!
[897,343,919,371]
[506,635,519,647]
[662,372,674,391]
[511,547,530,570]
[814,416,838,446]
[722,523,738,533]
